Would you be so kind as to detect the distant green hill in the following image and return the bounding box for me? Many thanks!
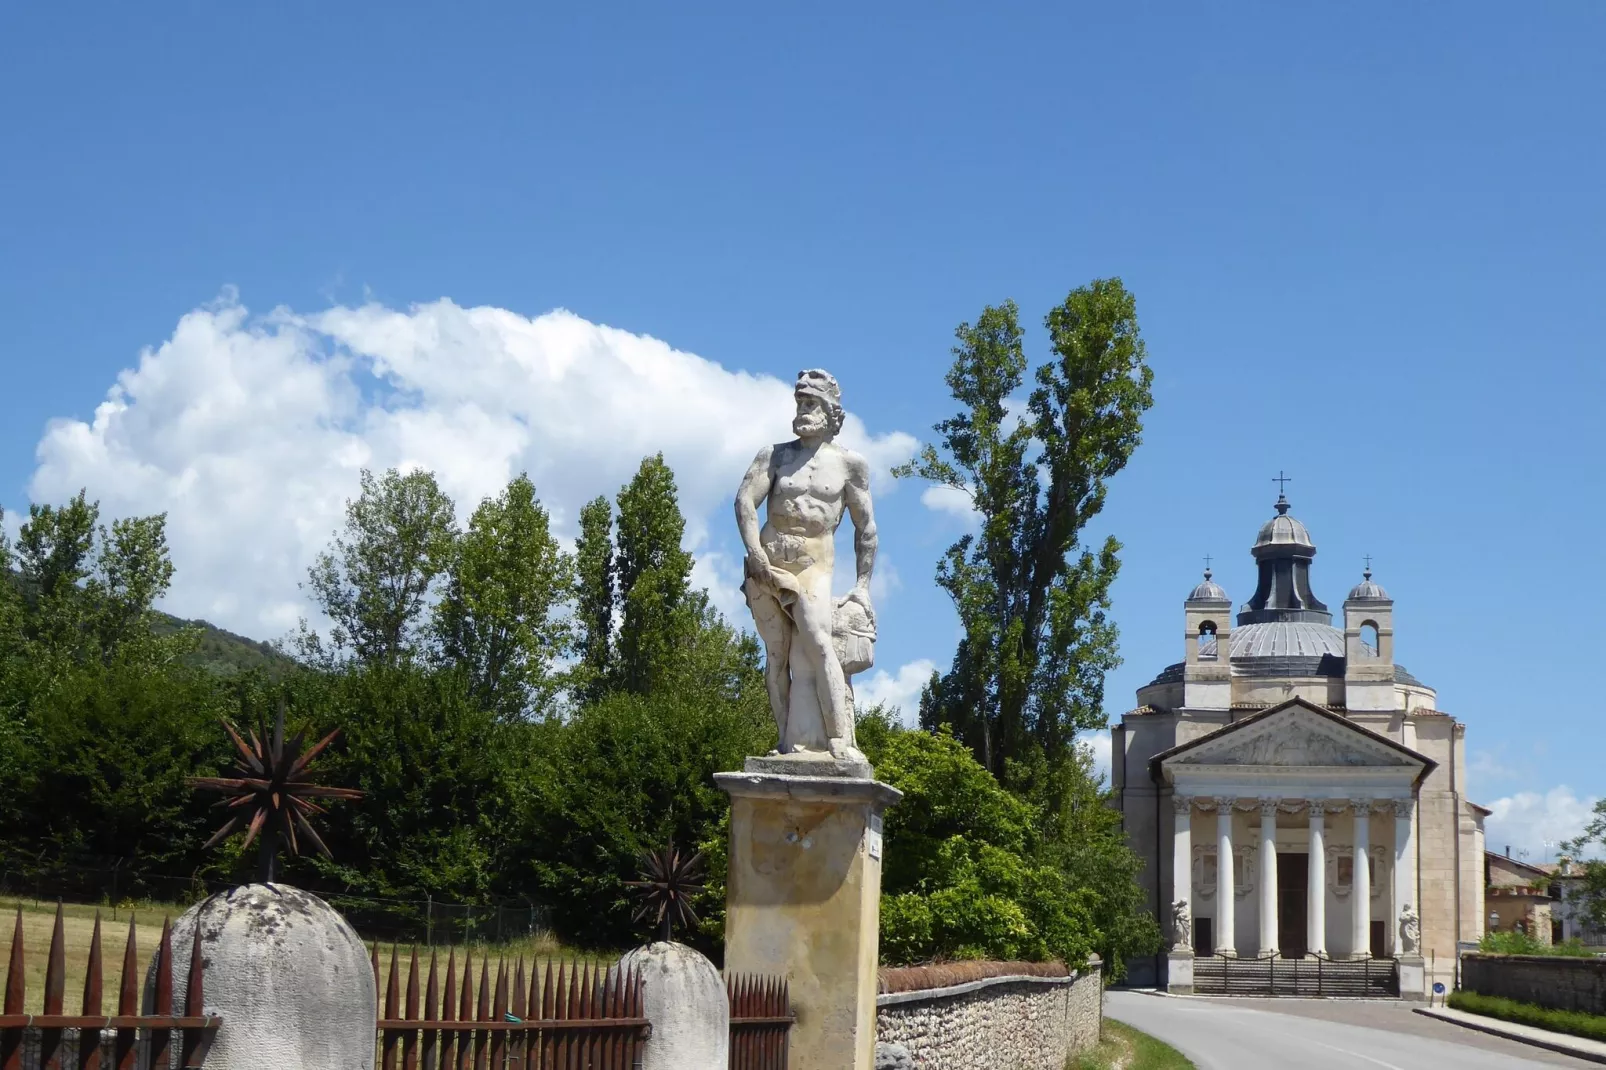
[151,613,296,677]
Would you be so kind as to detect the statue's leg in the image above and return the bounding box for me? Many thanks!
[745,584,793,747]
[790,592,855,757]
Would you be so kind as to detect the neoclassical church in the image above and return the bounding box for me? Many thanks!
[1111,493,1486,998]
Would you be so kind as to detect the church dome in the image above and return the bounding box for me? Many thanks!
[1252,495,1314,555]
[1187,569,1228,603]
[1347,569,1391,602]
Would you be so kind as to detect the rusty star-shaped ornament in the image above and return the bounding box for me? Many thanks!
[625,845,706,944]
[189,699,362,883]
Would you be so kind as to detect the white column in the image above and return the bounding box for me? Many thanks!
[1215,797,1236,957]
[1352,798,1372,958]
[1259,798,1279,957]
[1394,797,1418,955]
[1172,795,1193,950]
[1307,800,1327,957]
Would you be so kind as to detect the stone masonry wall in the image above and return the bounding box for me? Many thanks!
[875,962,1102,1069]
[1461,953,1606,1016]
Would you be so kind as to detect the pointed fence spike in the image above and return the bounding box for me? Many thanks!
[185,922,206,1017]
[117,919,139,1015]
[426,949,440,1020]
[459,950,475,1022]
[42,901,67,1015]
[3,908,24,1015]
[493,959,508,1019]
[385,943,401,1019]
[442,949,458,1023]
[476,957,491,1022]
[154,917,174,1015]
[371,942,381,1007]
[84,911,105,1015]
[406,947,421,1021]
[511,956,527,1021]
[541,960,555,1021]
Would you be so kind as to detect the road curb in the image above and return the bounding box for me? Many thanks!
[1414,1006,1606,1065]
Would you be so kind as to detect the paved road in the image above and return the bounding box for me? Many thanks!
[1106,990,1601,1069]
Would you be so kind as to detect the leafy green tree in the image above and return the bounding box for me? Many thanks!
[896,281,1152,778]
[305,468,458,666]
[859,714,1097,966]
[523,634,771,949]
[572,495,615,699]
[305,663,530,908]
[1562,802,1606,937]
[612,455,694,696]
[433,475,571,719]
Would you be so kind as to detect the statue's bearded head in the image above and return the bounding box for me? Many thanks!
[793,368,845,440]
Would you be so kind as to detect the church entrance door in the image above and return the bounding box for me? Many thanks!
[1277,851,1308,958]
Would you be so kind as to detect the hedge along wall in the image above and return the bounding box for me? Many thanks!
[875,958,1102,1070]
[1460,953,1606,1016]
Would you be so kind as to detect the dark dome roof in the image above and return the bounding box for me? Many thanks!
[1347,569,1391,602]
[1252,495,1315,554]
[1187,569,1229,603]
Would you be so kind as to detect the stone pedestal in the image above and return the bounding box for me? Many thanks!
[716,758,902,1070]
[1397,955,1426,1001]
[1166,950,1195,995]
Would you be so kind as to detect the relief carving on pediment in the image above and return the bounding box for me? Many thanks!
[1184,723,1403,768]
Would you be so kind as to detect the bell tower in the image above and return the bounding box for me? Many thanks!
[1184,566,1232,709]
[1343,564,1396,712]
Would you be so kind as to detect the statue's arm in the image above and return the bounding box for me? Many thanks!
[844,452,878,600]
[735,445,775,572]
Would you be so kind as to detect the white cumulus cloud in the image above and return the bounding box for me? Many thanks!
[1484,786,1602,862]
[920,483,980,522]
[1079,729,1114,786]
[855,658,937,726]
[23,291,917,640]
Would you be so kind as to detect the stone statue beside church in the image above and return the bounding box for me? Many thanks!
[1399,903,1420,955]
[735,369,878,767]
[1172,899,1192,951]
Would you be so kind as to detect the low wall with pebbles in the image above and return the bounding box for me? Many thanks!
[874,957,1102,1069]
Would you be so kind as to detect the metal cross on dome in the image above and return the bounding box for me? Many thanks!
[1272,471,1292,494]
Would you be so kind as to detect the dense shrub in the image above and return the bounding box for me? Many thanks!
[1448,990,1606,1043]
[1479,931,1596,957]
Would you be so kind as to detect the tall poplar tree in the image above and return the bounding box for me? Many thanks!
[896,279,1154,780]
[572,495,616,698]
[433,474,571,719]
[612,454,694,695]
[305,468,458,666]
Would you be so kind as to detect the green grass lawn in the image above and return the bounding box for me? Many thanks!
[1069,1019,1194,1070]
[0,894,591,1016]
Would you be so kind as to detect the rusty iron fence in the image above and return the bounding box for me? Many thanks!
[726,974,791,1070]
[0,905,221,1069]
[372,947,649,1069]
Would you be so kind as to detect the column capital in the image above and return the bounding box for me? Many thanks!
[1258,797,1280,818]
[1348,796,1376,814]
[1386,798,1416,819]
[1213,795,1237,812]
[1172,794,1194,814]
[1306,798,1331,818]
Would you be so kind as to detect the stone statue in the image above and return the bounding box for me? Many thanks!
[736,370,878,765]
[1399,903,1420,955]
[1172,899,1192,950]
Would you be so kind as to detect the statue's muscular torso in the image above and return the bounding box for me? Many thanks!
[759,440,853,576]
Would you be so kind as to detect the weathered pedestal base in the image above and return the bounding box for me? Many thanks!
[1397,955,1426,1001]
[716,759,902,1070]
[1166,949,1195,995]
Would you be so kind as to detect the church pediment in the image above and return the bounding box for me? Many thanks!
[1156,698,1428,774]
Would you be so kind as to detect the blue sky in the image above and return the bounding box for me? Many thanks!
[3,4,1603,858]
